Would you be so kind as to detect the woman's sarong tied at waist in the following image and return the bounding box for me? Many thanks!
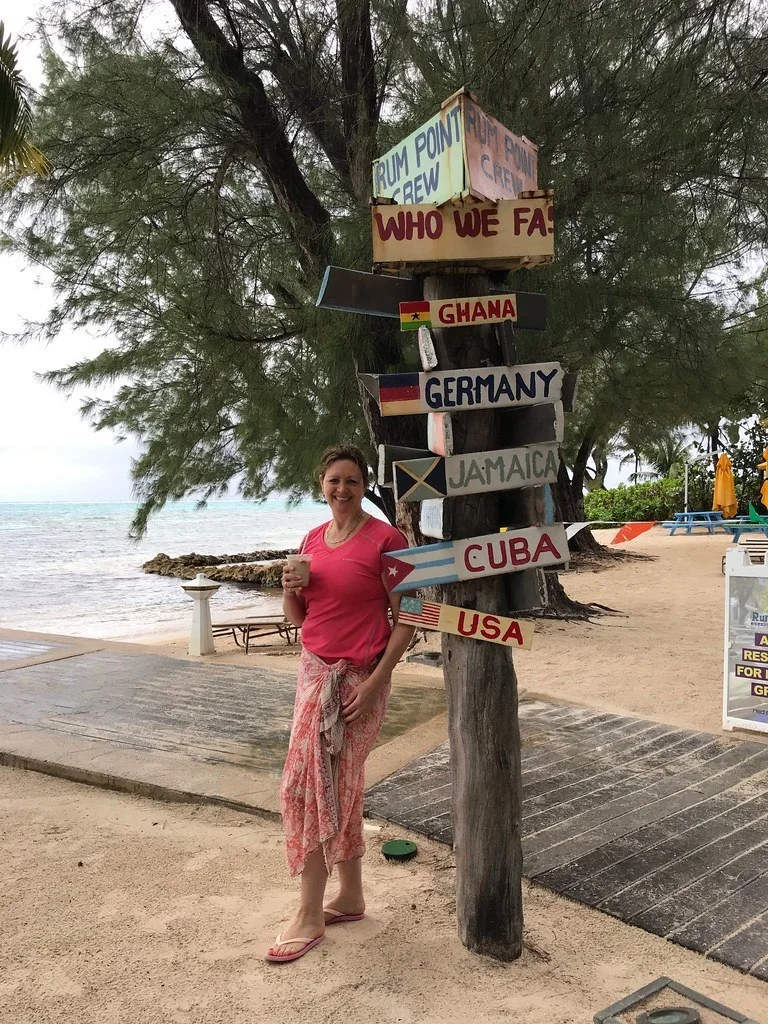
[280,648,389,877]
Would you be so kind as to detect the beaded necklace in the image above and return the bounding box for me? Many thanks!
[324,511,365,546]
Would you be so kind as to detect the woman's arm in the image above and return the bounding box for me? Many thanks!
[281,562,307,627]
[342,591,416,723]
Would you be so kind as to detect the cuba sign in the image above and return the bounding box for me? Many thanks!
[382,523,568,592]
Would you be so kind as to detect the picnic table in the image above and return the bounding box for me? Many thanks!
[721,521,768,543]
[212,614,299,653]
[661,510,727,535]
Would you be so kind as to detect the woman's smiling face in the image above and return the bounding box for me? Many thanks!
[321,459,365,515]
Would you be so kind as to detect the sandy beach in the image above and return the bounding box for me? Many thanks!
[3,527,768,1022]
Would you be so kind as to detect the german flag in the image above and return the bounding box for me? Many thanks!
[399,300,431,331]
[379,372,423,415]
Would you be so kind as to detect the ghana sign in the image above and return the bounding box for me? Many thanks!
[382,524,568,592]
[399,291,546,332]
[372,197,554,269]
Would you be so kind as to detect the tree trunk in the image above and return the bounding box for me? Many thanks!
[424,271,523,961]
[554,455,602,554]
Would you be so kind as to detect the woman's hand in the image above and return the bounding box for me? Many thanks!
[282,563,304,596]
[342,674,386,724]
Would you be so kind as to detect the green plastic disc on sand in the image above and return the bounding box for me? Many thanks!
[381,839,418,862]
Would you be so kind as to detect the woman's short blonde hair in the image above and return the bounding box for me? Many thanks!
[317,445,369,486]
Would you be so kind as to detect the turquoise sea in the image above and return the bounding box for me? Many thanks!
[0,499,352,640]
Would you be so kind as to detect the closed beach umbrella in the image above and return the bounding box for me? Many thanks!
[759,447,768,509]
[713,453,738,519]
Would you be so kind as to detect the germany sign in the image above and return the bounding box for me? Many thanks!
[358,362,563,417]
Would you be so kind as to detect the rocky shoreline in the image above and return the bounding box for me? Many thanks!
[141,549,298,588]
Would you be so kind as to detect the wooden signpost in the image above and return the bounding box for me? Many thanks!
[501,402,564,446]
[377,444,433,488]
[315,265,420,318]
[398,596,535,650]
[427,411,454,456]
[359,362,563,416]
[372,88,538,207]
[372,196,554,270]
[382,523,568,592]
[418,326,439,370]
[393,442,559,502]
[353,91,568,962]
[399,292,546,332]
[419,499,446,540]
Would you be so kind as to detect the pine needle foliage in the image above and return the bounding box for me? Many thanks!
[2,0,768,532]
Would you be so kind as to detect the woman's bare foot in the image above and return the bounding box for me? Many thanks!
[267,907,325,958]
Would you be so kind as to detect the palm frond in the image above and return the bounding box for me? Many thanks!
[0,21,51,179]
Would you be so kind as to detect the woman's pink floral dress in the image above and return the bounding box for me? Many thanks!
[280,648,390,876]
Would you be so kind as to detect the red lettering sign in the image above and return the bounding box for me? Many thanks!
[479,615,501,640]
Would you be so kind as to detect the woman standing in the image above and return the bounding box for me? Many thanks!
[266,445,415,963]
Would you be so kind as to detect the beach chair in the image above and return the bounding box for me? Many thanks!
[721,534,768,574]
[749,502,768,524]
[212,614,299,653]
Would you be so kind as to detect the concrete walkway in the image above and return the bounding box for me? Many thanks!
[4,628,768,983]
[0,629,446,816]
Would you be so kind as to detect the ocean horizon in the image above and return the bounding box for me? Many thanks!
[1,498,384,641]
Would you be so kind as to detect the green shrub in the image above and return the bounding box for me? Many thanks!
[584,478,687,522]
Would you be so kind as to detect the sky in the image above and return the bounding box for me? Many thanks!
[0,2,140,501]
[0,2,635,504]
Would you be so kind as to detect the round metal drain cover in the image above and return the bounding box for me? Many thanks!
[637,1010,701,1024]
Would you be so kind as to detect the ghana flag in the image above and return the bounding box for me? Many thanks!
[399,300,431,331]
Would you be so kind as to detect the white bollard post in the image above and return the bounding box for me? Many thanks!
[181,573,221,656]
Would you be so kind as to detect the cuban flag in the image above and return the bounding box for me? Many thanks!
[379,372,423,416]
[383,539,459,592]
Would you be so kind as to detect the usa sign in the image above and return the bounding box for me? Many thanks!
[393,443,560,502]
[359,362,563,416]
[382,523,568,592]
[372,196,554,269]
[398,596,535,650]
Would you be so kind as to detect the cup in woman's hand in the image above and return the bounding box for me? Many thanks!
[286,554,312,587]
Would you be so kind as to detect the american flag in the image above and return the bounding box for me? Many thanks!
[398,597,442,628]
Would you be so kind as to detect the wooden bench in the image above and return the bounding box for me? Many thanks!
[742,536,768,564]
[721,536,768,574]
[212,614,299,653]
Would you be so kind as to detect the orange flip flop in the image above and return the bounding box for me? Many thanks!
[265,933,324,963]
